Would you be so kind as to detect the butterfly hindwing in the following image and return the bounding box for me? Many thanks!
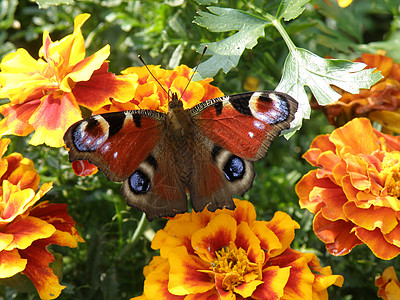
[191,91,298,161]
[64,110,165,181]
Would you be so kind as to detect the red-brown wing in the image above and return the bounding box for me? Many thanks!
[64,110,165,182]
[191,91,298,161]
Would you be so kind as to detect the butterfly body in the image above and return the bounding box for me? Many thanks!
[64,91,298,220]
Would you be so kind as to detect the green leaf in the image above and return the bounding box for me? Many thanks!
[276,48,383,136]
[34,0,74,9]
[277,0,310,21]
[193,7,270,79]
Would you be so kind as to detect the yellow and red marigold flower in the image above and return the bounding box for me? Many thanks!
[74,64,224,176]
[132,199,343,299]
[296,117,400,260]
[0,138,84,299]
[94,64,224,114]
[312,52,400,133]
[0,13,135,147]
[376,266,400,300]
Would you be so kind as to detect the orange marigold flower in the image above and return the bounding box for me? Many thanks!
[94,64,224,114]
[296,117,400,260]
[132,199,343,299]
[376,266,400,300]
[312,52,400,133]
[0,13,135,147]
[0,138,84,299]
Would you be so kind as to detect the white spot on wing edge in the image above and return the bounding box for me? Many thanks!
[249,92,285,124]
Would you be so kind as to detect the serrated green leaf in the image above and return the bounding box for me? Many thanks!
[193,7,269,79]
[34,0,74,9]
[277,0,310,21]
[276,48,383,136]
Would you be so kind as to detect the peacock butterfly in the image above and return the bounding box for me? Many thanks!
[64,90,298,220]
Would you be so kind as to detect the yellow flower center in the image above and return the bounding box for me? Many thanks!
[381,151,400,197]
[212,242,261,290]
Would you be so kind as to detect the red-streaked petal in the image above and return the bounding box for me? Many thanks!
[191,213,237,262]
[235,222,264,264]
[214,273,234,300]
[168,246,214,295]
[0,249,27,278]
[29,202,85,247]
[313,211,362,256]
[71,160,98,176]
[0,100,39,136]
[270,252,315,299]
[4,216,55,251]
[73,62,136,111]
[61,46,110,91]
[28,93,82,147]
[19,239,65,300]
[251,266,291,300]
[354,227,400,260]
[251,221,282,258]
[266,211,300,257]
[228,199,257,225]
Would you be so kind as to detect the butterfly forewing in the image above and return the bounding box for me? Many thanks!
[64,110,165,181]
[191,91,298,161]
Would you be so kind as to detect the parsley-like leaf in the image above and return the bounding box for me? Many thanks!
[193,7,270,79]
[277,0,310,21]
[276,48,383,136]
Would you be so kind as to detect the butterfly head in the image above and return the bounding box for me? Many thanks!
[168,92,184,111]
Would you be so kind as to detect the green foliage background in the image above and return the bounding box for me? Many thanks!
[1,0,399,299]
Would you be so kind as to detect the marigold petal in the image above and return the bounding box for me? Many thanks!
[354,227,400,260]
[0,249,27,278]
[152,220,201,257]
[191,213,237,262]
[384,224,400,248]
[266,211,300,257]
[4,216,55,251]
[270,253,314,299]
[1,181,36,223]
[251,221,282,258]
[297,171,341,214]
[310,185,347,221]
[251,266,290,300]
[234,222,264,264]
[28,93,81,147]
[61,45,110,90]
[343,201,397,233]
[214,273,234,300]
[0,232,13,252]
[168,246,214,295]
[19,240,65,300]
[71,160,98,176]
[369,110,400,134]
[313,212,362,256]
[31,201,84,245]
[73,63,136,111]
[0,100,39,137]
[376,266,400,300]
[227,198,257,225]
[329,118,379,155]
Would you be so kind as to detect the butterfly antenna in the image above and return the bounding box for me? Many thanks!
[179,46,208,101]
[138,55,170,97]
